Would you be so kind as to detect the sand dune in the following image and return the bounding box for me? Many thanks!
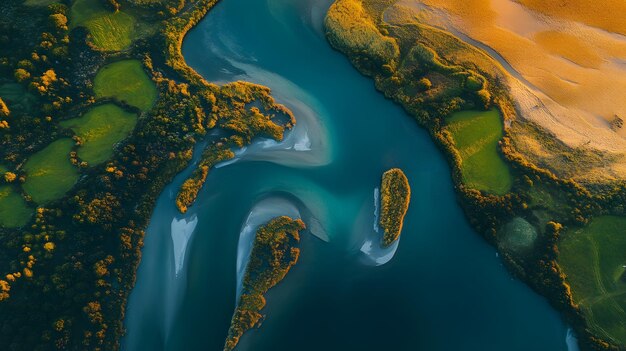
[385,0,626,180]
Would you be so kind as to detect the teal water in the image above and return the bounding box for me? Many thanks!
[122,0,575,350]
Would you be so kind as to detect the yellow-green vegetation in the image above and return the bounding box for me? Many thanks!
[379,168,411,247]
[224,216,305,351]
[215,82,295,142]
[24,0,58,6]
[0,186,32,228]
[446,109,512,195]
[60,104,138,165]
[23,138,79,204]
[70,0,135,51]
[325,0,399,71]
[176,81,295,213]
[175,144,235,213]
[327,1,626,349]
[94,60,157,111]
[559,216,626,346]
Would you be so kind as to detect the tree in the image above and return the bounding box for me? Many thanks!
[0,280,10,301]
[417,77,432,91]
[49,14,68,31]
[4,172,16,183]
[0,97,9,117]
[14,68,30,82]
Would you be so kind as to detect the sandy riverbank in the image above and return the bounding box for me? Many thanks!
[384,0,626,181]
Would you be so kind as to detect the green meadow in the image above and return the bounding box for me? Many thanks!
[61,104,137,165]
[559,216,626,345]
[70,0,135,51]
[0,186,32,228]
[446,109,512,195]
[94,60,157,111]
[24,0,58,6]
[23,138,79,204]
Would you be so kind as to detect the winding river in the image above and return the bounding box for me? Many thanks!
[122,0,576,350]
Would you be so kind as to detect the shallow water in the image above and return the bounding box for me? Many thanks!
[122,0,575,350]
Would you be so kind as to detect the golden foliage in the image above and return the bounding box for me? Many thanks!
[175,144,234,213]
[325,0,399,70]
[43,242,55,252]
[0,279,10,301]
[224,217,305,351]
[4,172,16,183]
[0,97,9,117]
[379,168,411,247]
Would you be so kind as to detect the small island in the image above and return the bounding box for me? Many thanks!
[224,216,306,351]
[379,168,411,247]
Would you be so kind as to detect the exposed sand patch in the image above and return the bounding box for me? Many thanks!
[385,0,626,180]
[515,0,626,36]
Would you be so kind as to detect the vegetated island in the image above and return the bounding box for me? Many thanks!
[0,0,298,349]
[325,0,626,349]
[379,168,410,247]
[224,216,306,351]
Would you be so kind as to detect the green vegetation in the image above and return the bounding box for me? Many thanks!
[176,144,234,213]
[379,168,411,247]
[60,104,137,165]
[0,83,38,113]
[93,60,157,111]
[326,1,626,349]
[447,109,512,195]
[0,186,32,228]
[23,138,79,204]
[559,216,626,345]
[175,81,295,213]
[498,217,537,254]
[70,0,135,51]
[325,0,399,71]
[0,0,285,349]
[224,216,306,351]
[24,0,58,6]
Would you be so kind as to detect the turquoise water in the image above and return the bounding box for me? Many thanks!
[122,0,574,350]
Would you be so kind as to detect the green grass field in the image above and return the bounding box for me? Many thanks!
[23,139,79,204]
[24,0,58,6]
[0,186,32,228]
[70,0,135,51]
[61,104,137,165]
[559,216,626,346]
[94,60,157,111]
[446,109,513,195]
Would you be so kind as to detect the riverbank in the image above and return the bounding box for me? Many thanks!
[123,0,576,349]
[325,0,626,349]
[0,0,312,348]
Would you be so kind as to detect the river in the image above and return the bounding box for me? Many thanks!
[122,0,575,350]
